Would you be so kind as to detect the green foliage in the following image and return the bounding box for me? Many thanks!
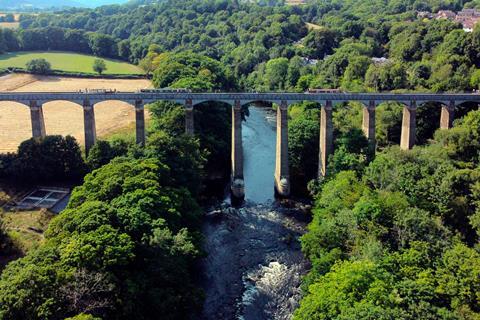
[0,135,86,183]
[288,105,319,195]
[0,215,14,257]
[143,131,206,197]
[303,28,339,60]
[0,152,203,319]
[299,107,480,319]
[264,57,289,90]
[434,109,480,165]
[151,51,234,91]
[25,58,51,74]
[86,139,129,170]
[64,314,102,320]
[92,58,107,74]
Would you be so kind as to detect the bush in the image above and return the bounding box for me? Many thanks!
[25,58,51,75]
[0,214,14,257]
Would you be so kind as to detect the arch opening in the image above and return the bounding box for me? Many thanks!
[194,101,232,199]
[0,101,32,153]
[287,100,321,197]
[92,100,139,144]
[375,101,406,147]
[454,101,480,121]
[415,101,443,145]
[41,100,84,145]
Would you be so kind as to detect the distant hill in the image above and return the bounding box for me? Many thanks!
[77,0,130,7]
[0,0,129,9]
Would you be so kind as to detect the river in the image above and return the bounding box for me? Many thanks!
[198,106,310,320]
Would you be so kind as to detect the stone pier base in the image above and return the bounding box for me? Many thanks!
[362,101,376,156]
[83,101,97,156]
[30,101,46,138]
[400,101,417,150]
[185,99,194,135]
[440,101,455,129]
[231,100,244,199]
[318,100,333,177]
[275,101,290,197]
[135,100,145,145]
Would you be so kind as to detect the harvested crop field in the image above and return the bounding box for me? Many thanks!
[0,74,153,153]
[0,22,19,29]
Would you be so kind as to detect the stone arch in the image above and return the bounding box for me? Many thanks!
[192,99,232,107]
[240,99,275,108]
[417,100,449,107]
[0,100,32,153]
[192,99,233,107]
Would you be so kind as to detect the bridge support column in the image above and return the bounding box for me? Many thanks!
[440,101,455,129]
[400,101,416,150]
[231,100,244,199]
[135,100,145,145]
[83,100,96,156]
[318,100,333,177]
[185,99,194,135]
[30,101,46,138]
[362,101,376,155]
[275,100,290,197]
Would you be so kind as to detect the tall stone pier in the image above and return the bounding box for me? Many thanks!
[30,101,46,138]
[362,100,376,154]
[440,100,455,129]
[400,101,417,150]
[135,100,146,145]
[275,100,290,197]
[83,100,96,155]
[318,100,333,177]
[231,100,244,199]
[185,99,194,135]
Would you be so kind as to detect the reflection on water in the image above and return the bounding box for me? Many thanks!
[198,106,309,320]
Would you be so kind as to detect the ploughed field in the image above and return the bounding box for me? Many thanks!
[0,74,153,153]
[0,51,144,75]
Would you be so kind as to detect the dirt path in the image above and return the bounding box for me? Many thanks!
[0,74,153,153]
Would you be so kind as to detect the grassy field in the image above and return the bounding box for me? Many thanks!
[2,209,54,254]
[0,51,144,75]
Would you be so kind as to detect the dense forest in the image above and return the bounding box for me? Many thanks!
[1,0,480,319]
[3,0,480,92]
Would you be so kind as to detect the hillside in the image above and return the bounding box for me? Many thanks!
[0,0,129,9]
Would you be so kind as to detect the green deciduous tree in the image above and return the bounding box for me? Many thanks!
[26,58,51,75]
[92,59,107,74]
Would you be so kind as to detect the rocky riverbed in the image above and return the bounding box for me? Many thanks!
[198,201,310,320]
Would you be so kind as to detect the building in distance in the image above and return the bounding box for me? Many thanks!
[421,8,480,32]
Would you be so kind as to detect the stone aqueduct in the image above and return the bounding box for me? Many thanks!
[1,91,478,198]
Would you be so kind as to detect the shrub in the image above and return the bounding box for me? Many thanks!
[25,58,51,75]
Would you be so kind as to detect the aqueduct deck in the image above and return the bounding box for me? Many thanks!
[1,91,478,198]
